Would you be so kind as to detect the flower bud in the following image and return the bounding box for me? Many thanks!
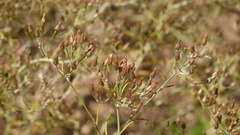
[53,55,59,66]
[175,39,181,50]
[54,21,62,31]
[202,33,208,46]
[28,23,33,34]
[175,51,180,61]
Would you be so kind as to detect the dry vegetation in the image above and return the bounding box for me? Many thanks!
[0,0,240,135]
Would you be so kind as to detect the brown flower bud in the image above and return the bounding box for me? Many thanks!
[64,40,69,47]
[60,41,65,51]
[104,53,113,66]
[68,33,74,44]
[181,121,187,129]
[188,58,195,65]
[93,56,98,67]
[53,55,59,66]
[212,105,217,115]
[71,60,77,70]
[231,108,238,116]
[130,72,136,79]
[129,93,138,102]
[135,100,144,110]
[125,90,132,99]
[89,84,94,93]
[41,13,46,25]
[227,123,233,132]
[54,21,62,31]
[72,37,78,48]
[98,77,104,86]
[175,51,180,61]
[28,23,33,34]
[202,33,208,46]
[189,64,197,74]
[230,99,236,109]
[176,114,181,124]
[190,45,195,53]
[213,88,218,98]
[136,78,143,87]
[107,90,115,100]
[94,88,101,100]
[165,119,170,128]
[39,23,45,33]
[64,65,71,74]
[150,80,159,90]
[207,70,219,83]
[175,39,181,50]
[202,95,208,104]
[85,45,94,57]
[150,67,157,78]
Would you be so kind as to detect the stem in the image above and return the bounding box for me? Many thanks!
[66,77,100,134]
[116,106,121,135]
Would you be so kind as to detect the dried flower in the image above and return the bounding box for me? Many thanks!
[175,39,181,50]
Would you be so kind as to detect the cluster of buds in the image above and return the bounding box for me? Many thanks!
[89,54,160,111]
[199,87,240,133]
[27,13,46,38]
[175,114,188,133]
[174,34,219,85]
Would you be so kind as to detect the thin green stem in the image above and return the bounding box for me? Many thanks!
[116,106,121,135]
[66,77,100,134]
